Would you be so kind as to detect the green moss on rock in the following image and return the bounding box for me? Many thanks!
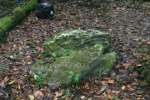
[0,0,38,43]
[32,30,117,87]
[21,0,38,13]
[0,16,14,42]
[44,30,110,51]
[0,16,14,31]
[13,7,26,23]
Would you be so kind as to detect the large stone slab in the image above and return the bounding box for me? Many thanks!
[44,29,111,52]
[32,29,117,86]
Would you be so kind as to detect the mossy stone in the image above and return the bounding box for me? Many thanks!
[32,30,117,87]
[0,0,38,43]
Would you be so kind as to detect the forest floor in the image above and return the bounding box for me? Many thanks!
[0,1,150,100]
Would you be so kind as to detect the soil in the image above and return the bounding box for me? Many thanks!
[0,1,150,99]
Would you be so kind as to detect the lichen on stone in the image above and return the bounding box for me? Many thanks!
[32,29,117,86]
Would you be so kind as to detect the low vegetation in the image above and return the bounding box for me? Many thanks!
[31,30,117,87]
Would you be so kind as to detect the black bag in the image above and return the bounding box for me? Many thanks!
[35,1,55,19]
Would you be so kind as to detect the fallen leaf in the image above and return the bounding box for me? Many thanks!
[84,82,90,90]
[55,91,63,97]
[108,79,115,84]
[122,63,131,69]
[107,92,112,100]
[8,80,15,85]
[28,95,35,100]
[127,85,135,91]
[34,90,44,99]
[99,85,107,94]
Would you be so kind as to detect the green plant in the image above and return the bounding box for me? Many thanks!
[68,71,80,84]
[21,0,38,13]
[13,7,26,23]
[0,16,14,42]
[42,50,51,57]
[32,60,48,87]
[0,16,14,31]
[112,96,121,100]
[60,89,72,99]
[33,73,45,87]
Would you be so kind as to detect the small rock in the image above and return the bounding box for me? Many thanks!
[121,85,126,90]
[80,95,85,99]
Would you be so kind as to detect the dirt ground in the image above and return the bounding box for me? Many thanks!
[0,1,150,99]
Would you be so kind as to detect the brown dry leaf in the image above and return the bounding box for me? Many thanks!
[53,97,58,100]
[17,83,21,90]
[99,85,107,94]
[73,21,80,26]
[84,82,90,90]
[122,63,131,69]
[4,76,9,83]
[106,89,113,100]
[112,90,120,95]
[144,40,150,45]
[55,91,63,97]
[36,46,44,52]
[107,92,113,100]
[0,80,5,87]
[34,90,44,99]
[127,85,135,91]
[101,81,108,85]
[130,72,139,78]
[0,77,9,87]
[108,79,115,84]
[101,78,115,85]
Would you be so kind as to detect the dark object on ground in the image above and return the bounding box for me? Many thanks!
[36,0,55,19]
[16,0,23,4]
[0,85,12,100]
[38,0,49,3]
